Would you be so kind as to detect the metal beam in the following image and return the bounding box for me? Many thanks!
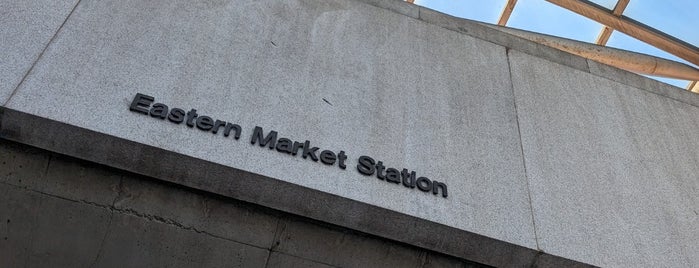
[595,0,630,45]
[547,0,699,67]
[483,23,699,81]
[497,0,518,26]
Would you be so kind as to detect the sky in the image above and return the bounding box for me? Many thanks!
[413,0,698,88]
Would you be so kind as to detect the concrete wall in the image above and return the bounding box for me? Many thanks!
[0,0,79,104]
[0,139,486,268]
[2,0,697,267]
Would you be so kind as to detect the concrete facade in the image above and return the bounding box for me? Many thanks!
[510,50,699,267]
[1,139,484,268]
[2,0,697,267]
[0,0,79,104]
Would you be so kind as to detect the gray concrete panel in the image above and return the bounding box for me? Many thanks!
[0,183,39,268]
[115,174,279,249]
[416,8,590,74]
[0,183,111,268]
[421,252,489,268]
[1,108,547,268]
[0,139,498,267]
[510,50,699,267]
[266,252,336,268]
[5,0,536,251]
[41,153,122,205]
[274,217,424,268]
[0,139,120,206]
[0,138,49,189]
[358,0,419,19]
[0,0,78,104]
[24,193,112,268]
[93,212,270,268]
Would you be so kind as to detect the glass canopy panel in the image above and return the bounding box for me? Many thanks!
[507,0,602,43]
[623,0,699,47]
[587,0,618,10]
[607,31,690,88]
[413,0,505,24]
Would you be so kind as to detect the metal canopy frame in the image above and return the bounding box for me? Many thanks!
[595,0,630,45]
[497,0,517,26]
[409,0,699,92]
[547,0,699,68]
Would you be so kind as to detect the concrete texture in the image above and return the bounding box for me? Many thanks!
[0,107,548,268]
[510,49,699,267]
[93,212,271,268]
[586,59,699,108]
[0,183,112,268]
[3,0,697,266]
[0,139,492,268]
[0,138,121,205]
[274,217,425,268]
[115,174,280,249]
[266,252,335,268]
[0,183,39,268]
[416,8,591,74]
[4,0,536,253]
[0,138,49,189]
[0,0,78,105]
[42,153,122,205]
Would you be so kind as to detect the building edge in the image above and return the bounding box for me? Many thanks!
[0,107,595,268]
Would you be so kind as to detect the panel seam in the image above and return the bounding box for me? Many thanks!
[505,47,541,251]
[2,0,83,107]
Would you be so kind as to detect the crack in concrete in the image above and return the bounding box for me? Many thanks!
[263,217,285,268]
[79,199,269,250]
[90,175,123,266]
[41,154,52,183]
[0,181,268,251]
[418,251,429,268]
[89,212,113,267]
[528,251,545,268]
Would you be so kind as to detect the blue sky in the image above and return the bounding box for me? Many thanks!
[413,0,698,88]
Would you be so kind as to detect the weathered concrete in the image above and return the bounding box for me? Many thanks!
[0,183,39,268]
[4,0,536,253]
[510,49,699,267]
[417,8,591,73]
[0,139,493,268]
[0,139,121,205]
[94,212,271,268]
[3,0,698,266]
[42,153,122,205]
[0,183,112,268]
[0,108,542,267]
[586,59,699,108]
[0,0,78,105]
[0,138,49,189]
[274,216,425,268]
[265,252,335,268]
[115,174,280,249]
